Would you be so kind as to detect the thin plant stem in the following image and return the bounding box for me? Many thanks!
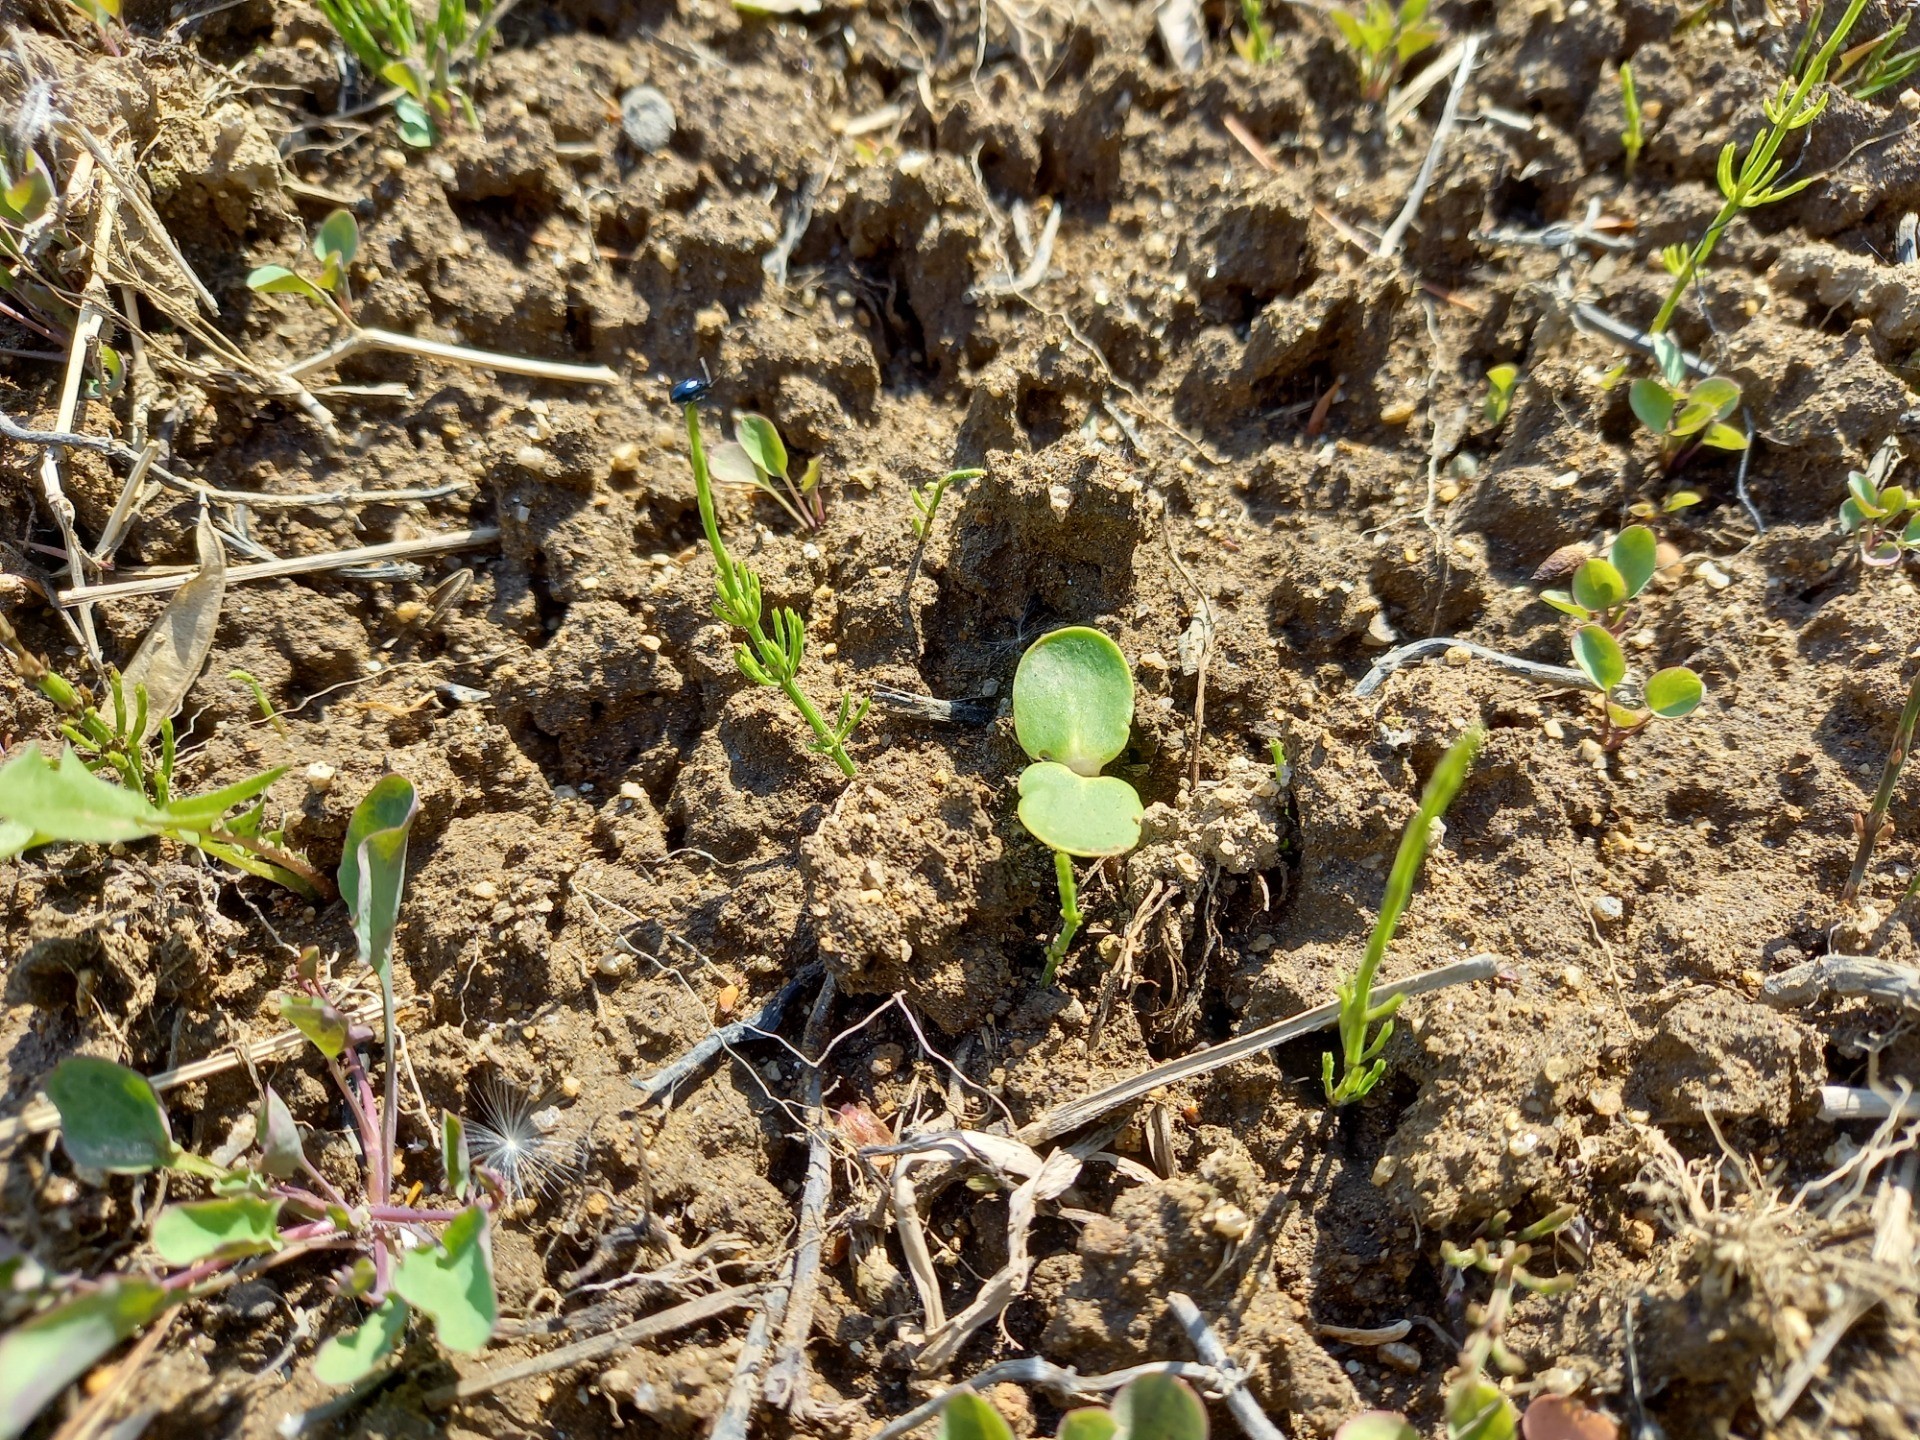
[1848,670,1920,899]
[1325,726,1484,1103]
[1040,851,1082,986]
[378,969,398,1209]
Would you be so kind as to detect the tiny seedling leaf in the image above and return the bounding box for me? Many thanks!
[1447,1375,1518,1440]
[1017,762,1145,858]
[246,265,329,306]
[1645,666,1704,718]
[279,993,350,1058]
[395,94,435,147]
[1628,378,1675,436]
[0,1279,170,1440]
[938,1392,1015,1440]
[46,1057,175,1173]
[152,1196,283,1265]
[1112,1373,1209,1440]
[0,746,162,844]
[443,1111,472,1196]
[708,441,764,488]
[1012,626,1135,775]
[122,512,227,726]
[313,208,360,269]
[390,1205,496,1352]
[1058,1410,1120,1440]
[1610,525,1657,599]
[339,775,419,977]
[1689,376,1741,420]
[1839,497,1869,532]
[259,1086,304,1179]
[1848,471,1885,514]
[1670,398,1718,438]
[734,414,789,479]
[1650,331,1687,389]
[1572,624,1626,692]
[1538,590,1590,620]
[1570,558,1628,614]
[161,765,290,834]
[313,1297,409,1385]
[1702,422,1749,451]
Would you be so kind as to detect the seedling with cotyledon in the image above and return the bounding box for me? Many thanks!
[1012,627,1145,985]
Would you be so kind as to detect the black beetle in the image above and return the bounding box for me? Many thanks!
[670,377,711,404]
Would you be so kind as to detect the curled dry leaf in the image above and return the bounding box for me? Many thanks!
[1532,542,1591,585]
[122,512,226,725]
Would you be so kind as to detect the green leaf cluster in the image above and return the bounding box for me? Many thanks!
[1628,335,1746,463]
[941,1373,1207,1440]
[709,412,827,530]
[1326,727,1480,1104]
[910,467,985,540]
[1837,442,1920,566]
[248,209,359,313]
[1330,0,1441,101]
[1233,0,1277,63]
[1836,11,1920,98]
[315,0,495,148]
[1482,364,1519,427]
[683,402,867,776]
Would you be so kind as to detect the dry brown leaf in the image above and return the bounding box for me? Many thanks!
[122,511,226,724]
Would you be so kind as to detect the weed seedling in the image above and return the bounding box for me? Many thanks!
[1626,488,1702,522]
[1843,669,1920,901]
[316,0,496,147]
[1482,364,1520,427]
[1837,13,1920,98]
[1649,0,1868,334]
[707,412,826,531]
[1012,627,1145,984]
[1837,439,1920,566]
[1234,0,1278,63]
[1619,61,1644,177]
[681,398,867,777]
[228,668,290,736]
[1325,726,1481,1105]
[0,778,499,1437]
[1629,335,1746,468]
[248,208,359,317]
[1440,1207,1582,1440]
[1331,0,1442,102]
[909,467,986,541]
[0,618,322,894]
[940,1371,1208,1440]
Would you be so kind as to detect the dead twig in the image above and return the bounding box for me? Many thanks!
[1354,636,1592,699]
[1376,35,1481,260]
[1019,955,1499,1145]
[629,965,821,1108]
[282,326,618,386]
[764,975,838,1416]
[1763,955,1920,1013]
[1165,1292,1285,1440]
[1162,521,1215,793]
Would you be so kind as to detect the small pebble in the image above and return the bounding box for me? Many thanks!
[619,86,677,154]
[1378,1341,1422,1373]
[305,761,335,793]
[1590,894,1624,922]
[1589,1086,1623,1118]
[1696,558,1732,590]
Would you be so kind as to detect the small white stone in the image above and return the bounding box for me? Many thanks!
[304,762,335,793]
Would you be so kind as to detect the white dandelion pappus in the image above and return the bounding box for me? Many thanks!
[464,1075,575,1198]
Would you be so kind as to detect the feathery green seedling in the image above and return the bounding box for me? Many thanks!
[1843,669,1920,902]
[940,1371,1208,1440]
[1482,364,1520,426]
[682,400,867,777]
[1837,440,1920,565]
[1650,0,1869,334]
[0,618,321,894]
[315,0,496,147]
[1325,726,1481,1105]
[708,412,826,531]
[1234,0,1278,63]
[909,467,985,540]
[1331,0,1441,102]
[1619,62,1644,177]
[1440,1207,1582,1440]
[1012,627,1145,984]
[228,668,290,736]
[0,778,500,1439]
[1836,11,1920,98]
[1629,334,1746,468]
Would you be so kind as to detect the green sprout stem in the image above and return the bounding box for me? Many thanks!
[1040,851,1082,986]
[1325,726,1483,1104]
[1649,0,1868,334]
[1845,669,1920,902]
[684,403,861,778]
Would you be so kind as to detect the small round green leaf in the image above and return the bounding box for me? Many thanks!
[1629,378,1675,435]
[1609,525,1657,599]
[339,775,419,978]
[246,265,327,305]
[1839,497,1868,532]
[1645,666,1704,718]
[1606,700,1649,730]
[940,1391,1015,1440]
[313,208,359,268]
[1701,422,1748,451]
[47,1057,175,1173]
[1650,332,1687,389]
[313,1297,409,1385]
[1448,1376,1518,1440]
[1013,627,1135,775]
[1058,1410,1120,1440]
[1539,590,1591,620]
[1848,471,1886,514]
[1018,763,1143,857]
[153,1196,284,1266]
[390,1205,496,1353]
[1570,559,1627,614]
[1883,484,1910,514]
[734,414,789,480]
[1113,1374,1208,1440]
[394,94,434,147]
[1688,375,1741,421]
[1572,624,1626,692]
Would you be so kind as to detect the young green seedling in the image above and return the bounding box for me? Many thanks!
[1619,62,1644,177]
[1482,364,1520,427]
[1626,488,1702,522]
[1843,669,1920,902]
[1837,14,1920,98]
[940,1371,1208,1440]
[1234,0,1278,63]
[1440,1207,1582,1440]
[1539,523,1661,630]
[1837,440,1920,566]
[316,0,496,147]
[248,208,359,318]
[1331,0,1442,102]
[1628,335,1746,468]
[0,778,500,1439]
[682,398,867,777]
[1012,627,1145,985]
[708,412,827,531]
[1325,727,1480,1104]
[1650,0,1868,334]
[909,467,986,541]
